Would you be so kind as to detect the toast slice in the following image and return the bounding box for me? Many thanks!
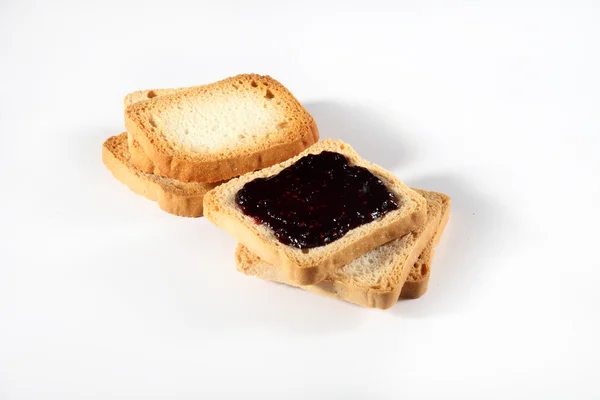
[235,190,450,309]
[102,133,217,217]
[124,74,319,183]
[204,139,428,286]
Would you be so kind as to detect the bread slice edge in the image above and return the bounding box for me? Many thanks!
[399,193,451,299]
[102,133,216,217]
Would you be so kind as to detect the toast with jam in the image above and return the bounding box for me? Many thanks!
[235,189,450,309]
[203,139,428,286]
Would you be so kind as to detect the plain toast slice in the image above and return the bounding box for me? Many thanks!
[204,139,428,286]
[124,74,319,183]
[235,190,449,309]
[102,133,217,217]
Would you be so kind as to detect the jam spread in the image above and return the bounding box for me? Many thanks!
[235,151,399,249]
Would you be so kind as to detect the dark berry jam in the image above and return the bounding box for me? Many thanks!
[235,151,399,249]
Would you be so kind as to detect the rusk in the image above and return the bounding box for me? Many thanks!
[204,139,428,286]
[235,190,449,309]
[124,74,319,183]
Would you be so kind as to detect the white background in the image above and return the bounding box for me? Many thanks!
[1,0,599,398]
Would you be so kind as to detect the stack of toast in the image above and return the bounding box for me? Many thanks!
[103,74,318,217]
[103,73,450,309]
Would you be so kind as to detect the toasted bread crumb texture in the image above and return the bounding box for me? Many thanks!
[102,133,217,217]
[124,74,319,182]
[204,139,427,286]
[234,190,448,309]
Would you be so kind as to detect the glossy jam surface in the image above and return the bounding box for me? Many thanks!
[235,151,399,249]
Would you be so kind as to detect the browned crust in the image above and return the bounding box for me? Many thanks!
[398,245,435,300]
[400,194,451,299]
[124,89,177,174]
[127,133,158,174]
[124,74,319,183]
[102,133,216,217]
[205,139,428,286]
